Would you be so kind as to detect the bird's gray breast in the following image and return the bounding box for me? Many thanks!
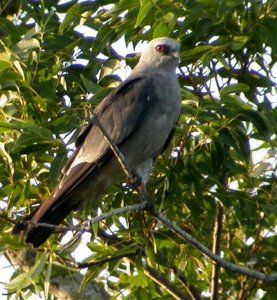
[120,71,180,176]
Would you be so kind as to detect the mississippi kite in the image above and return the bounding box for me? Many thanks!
[13,37,181,247]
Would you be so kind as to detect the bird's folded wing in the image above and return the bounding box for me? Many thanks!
[32,75,159,217]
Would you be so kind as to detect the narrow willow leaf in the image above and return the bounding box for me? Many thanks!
[0,142,14,175]
[14,38,40,52]
[153,21,175,39]
[181,45,214,65]
[59,3,81,34]
[220,83,249,96]
[231,35,249,50]
[81,74,102,94]
[6,253,48,291]
[44,255,52,300]
[135,0,154,28]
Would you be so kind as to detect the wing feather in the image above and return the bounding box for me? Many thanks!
[29,76,158,220]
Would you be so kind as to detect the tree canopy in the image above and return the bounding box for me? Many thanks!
[0,0,276,299]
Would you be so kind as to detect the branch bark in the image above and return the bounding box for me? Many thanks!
[18,202,147,233]
[150,209,277,283]
[210,202,223,300]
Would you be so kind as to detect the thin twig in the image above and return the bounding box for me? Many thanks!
[166,258,202,300]
[210,166,229,300]
[0,215,17,225]
[90,202,147,226]
[19,202,147,233]
[19,221,84,232]
[144,265,189,300]
[76,249,141,269]
[91,111,149,201]
[90,111,134,180]
[151,209,277,283]
[0,0,13,15]
[210,202,224,300]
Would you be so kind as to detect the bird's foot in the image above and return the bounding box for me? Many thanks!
[128,172,154,210]
[138,184,154,212]
[128,172,142,189]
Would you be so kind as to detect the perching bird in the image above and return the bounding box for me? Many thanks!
[13,37,181,247]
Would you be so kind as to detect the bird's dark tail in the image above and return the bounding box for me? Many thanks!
[13,156,118,247]
[13,200,75,248]
[12,208,38,234]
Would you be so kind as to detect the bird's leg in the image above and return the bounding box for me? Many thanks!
[128,173,154,210]
[128,172,142,191]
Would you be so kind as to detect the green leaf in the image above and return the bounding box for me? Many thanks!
[92,25,116,56]
[153,21,175,39]
[11,119,53,140]
[81,74,102,94]
[89,87,112,104]
[240,110,270,137]
[44,255,52,300]
[201,50,215,68]
[6,252,48,291]
[13,38,40,52]
[107,0,139,15]
[59,3,82,34]
[92,222,99,237]
[0,60,11,72]
[49,152,67,186]
[215,54,230,70]
[210,139,225,174]
[0,142,14,175]
[221,94,253,111]
[231,36,249,50]
[98,74,121,87]
[100,59,121,78]
[220,83,249,96]
[229,127,250,162]
[262,18,277,55]
[181,45,214,64]
[135,0,154,28]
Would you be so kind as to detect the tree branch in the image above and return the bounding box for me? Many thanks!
[18,202,147,233]
[210,202,224,300]
[144,264,190,300]
[150,209,277,283]
[75,249,140,269]
[210,165,229,300]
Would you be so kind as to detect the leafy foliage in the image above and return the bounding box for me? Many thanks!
[0,0,276,299]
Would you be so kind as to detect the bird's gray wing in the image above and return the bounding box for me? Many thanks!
[29,75,159,223]
[64,75,157,175]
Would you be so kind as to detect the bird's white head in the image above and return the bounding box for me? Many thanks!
[136,37,180,71]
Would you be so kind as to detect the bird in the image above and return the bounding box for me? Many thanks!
[13,37,181,247]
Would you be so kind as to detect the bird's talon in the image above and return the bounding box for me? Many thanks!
[128,173,142,189]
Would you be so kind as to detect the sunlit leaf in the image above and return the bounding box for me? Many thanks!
[6,252,48,291]
[135,0,154,28]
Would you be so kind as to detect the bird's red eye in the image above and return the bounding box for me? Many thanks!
[156,44,170,54]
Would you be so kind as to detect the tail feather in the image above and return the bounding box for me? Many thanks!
[25,202,74,248]
[12,157,119,247]
[12,208,39,234]
[13,201,75,248]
